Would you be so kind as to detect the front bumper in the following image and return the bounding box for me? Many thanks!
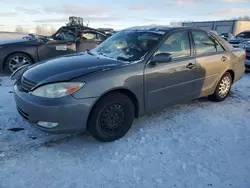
[14,85,97,133]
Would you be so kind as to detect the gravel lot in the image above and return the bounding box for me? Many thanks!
[0,73,250,188]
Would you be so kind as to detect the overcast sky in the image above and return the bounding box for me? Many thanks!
[0,0,249,32]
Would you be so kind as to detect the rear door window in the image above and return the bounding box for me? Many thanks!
[97,33,106,41]
[192,31,224,55]
[82,32,97,40]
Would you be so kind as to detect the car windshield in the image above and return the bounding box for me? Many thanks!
[91,30,164,62]
[236,32,250,39]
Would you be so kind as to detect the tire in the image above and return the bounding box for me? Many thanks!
[209,72,232,102]
[4,53,33,74]
[87,92,135,142]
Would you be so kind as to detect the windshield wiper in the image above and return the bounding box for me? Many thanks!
[98,52,112,59]
[117,56,130,62]
[86,50,94,55]
[95,52,130,62]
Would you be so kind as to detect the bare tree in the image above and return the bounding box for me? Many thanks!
[35,25,50,35]
[15,25,24,33]
[35,25,45,34]
[35,25,58,35]
[232,15,250,21]
[169,21,182,27]
[35,25,42,34]
[240,15,250,21]
[49,26,57,35]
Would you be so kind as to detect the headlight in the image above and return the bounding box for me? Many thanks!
[240,40,250,45]
[30,82,85,98]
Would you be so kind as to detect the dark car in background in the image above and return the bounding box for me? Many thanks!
[228,30,250,48]
[12,26,245,142]
[0,17,108,73]
[245,42,250,71]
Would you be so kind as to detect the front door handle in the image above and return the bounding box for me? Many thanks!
[186,63,195,69]
[221,56,227,61]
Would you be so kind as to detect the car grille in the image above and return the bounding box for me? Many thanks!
[246,56,250,61]
[229,41,240,44]
[21,76,37,92]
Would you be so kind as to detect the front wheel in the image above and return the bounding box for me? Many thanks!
[4,53,32,73]
[87,92,135,142]
[209,72,232,102]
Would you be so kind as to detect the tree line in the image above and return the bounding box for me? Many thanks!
[15,25,57,34]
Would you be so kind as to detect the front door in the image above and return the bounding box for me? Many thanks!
[190,30,228,97]
[37,40,76,61]
[144,30,197,111]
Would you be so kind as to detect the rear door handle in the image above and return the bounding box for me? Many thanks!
[221,56,227,61]
[186,63,195,69]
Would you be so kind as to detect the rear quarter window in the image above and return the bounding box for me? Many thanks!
[192,31,224,55]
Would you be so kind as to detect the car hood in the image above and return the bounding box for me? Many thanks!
[229,37,250,43]
[23,52,124,85]
[0,38,33,45]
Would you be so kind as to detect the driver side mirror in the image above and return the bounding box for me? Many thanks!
[151,53,172,63]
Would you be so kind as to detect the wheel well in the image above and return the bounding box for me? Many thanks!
[88,89,139,124]
[226,70,235,83]
[118,89,139,118]
[3,52,35,70]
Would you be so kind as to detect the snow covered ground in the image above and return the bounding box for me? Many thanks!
[0,74,250,188]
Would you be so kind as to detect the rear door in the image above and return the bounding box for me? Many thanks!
[191,30,228,97]
[144,30,197,111]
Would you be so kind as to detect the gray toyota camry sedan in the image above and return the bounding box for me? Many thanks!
[12,26,245,142]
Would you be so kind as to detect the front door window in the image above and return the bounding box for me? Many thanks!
[155,31,191,59]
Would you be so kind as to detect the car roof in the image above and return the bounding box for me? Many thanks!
[239,30,250,33]
[125,25,172,31]
[123,25,211,34]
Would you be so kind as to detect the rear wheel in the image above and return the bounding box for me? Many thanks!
[87,92,135,142]
[4,53,32,73]
[209,72,232,102]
